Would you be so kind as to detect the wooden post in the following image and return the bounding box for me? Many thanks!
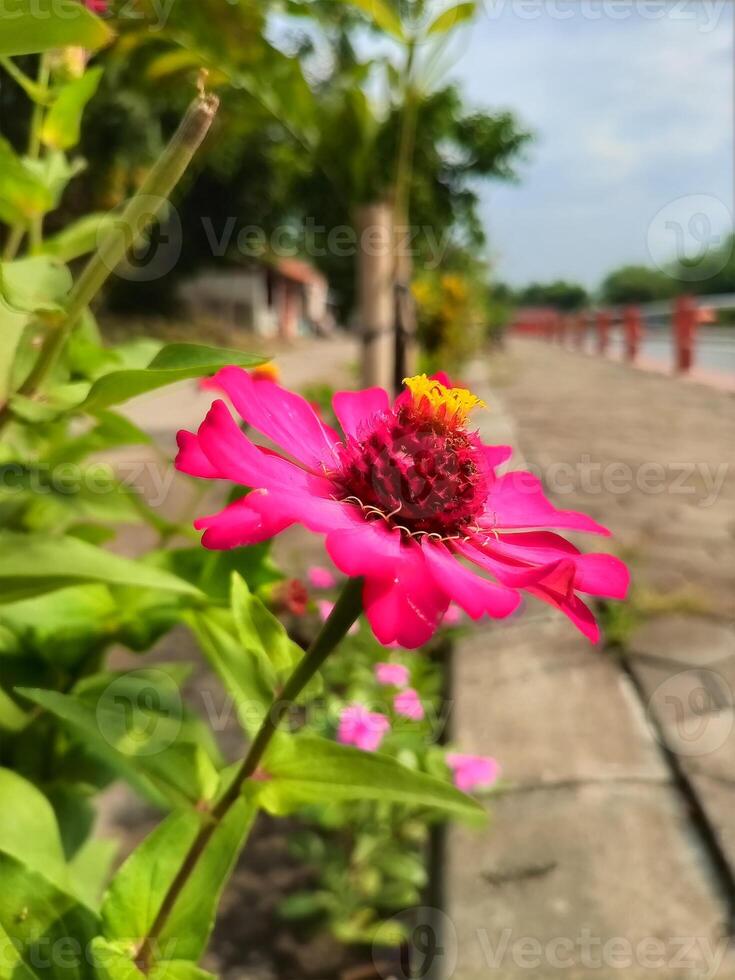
[623,305,642,363]
[355,202,394,390]
[596,310,610,355]
[673,294,697,373]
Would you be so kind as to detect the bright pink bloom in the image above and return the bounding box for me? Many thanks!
[375,662,410,688]
[446,753,500,792]
[442,603,463,627]
[83,0,107,12]
[176,370,629,648]
[394,687,425,721]
[308,565,337,590]
[337,704,390,752]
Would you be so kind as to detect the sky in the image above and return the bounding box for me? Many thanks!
[445,1,734,288]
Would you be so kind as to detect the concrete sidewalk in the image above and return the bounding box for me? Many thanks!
[445,342,735,979]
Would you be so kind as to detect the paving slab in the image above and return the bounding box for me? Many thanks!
[450,621,667,786]
[447,783,730,980]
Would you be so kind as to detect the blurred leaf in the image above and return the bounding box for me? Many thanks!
[0,138,52,223]
[260,732,484,820]
[92,942,217,980]
[24,151,86,210]
[0,922,39,980]
[425,1,476,35]
[0,532,202,603]
[0,853,99,980]
[19,668,220,808]
[41,211,119,262]
[101,796,255,962]
[68,837,118,909]
[9,381,90,422]
[0,769,69,892]
[341,0,404,38]
[81,343,266,410]
[0,256,72,313]
[0,298,29,401]
[0,683,28,731]
[0,0,113,56]
[42,67,103,150]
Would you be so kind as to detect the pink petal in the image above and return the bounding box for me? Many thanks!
[337,705,390,752]
[482,471,610,535]
[209,366,341,468]
[446,753,501,792]
[194,492,294,549]
[394,688,425,721]
[481,445,513,470]
[194,400,327,493]
[175,429,220,478]
[326,519,404,579]
[422,540,520,621]
[308,566,337,589]
[442,603,463,626]
[362,543,448,649]
[375,663,410,687]
[333,387,390,440]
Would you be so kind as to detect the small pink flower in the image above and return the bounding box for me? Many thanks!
[442,603,463,626]
[375,662,410,688]
[446,753,500,793]
[337,705,390,752]
[394,688,425,721]
[308,565,337,590]
[317,600,358,635]
[83,0,107,13]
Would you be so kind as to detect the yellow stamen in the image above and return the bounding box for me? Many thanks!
[403,374,487,422]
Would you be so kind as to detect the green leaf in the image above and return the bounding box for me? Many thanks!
[0,853,99,980]
[425,1,476,35]
[0,922,40,980]
[0,769,69,892]
[102,797,255,963]
[260,733,484,820]
[230,574,322,702]
[0,256,72,313]
[91,941,217,980]
[0,0,113,57]
[42,68,103,150]
[0,532,202,603]
[341,0,404,39]
[0,683,28,730]
[24,151,86,210]
[0,297,29,401]
[68,838,118,909]
[0,137,52,223]
[41,212,119,262]
[81,343,267,410]
[18,669,220,809]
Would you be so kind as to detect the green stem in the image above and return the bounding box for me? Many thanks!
[0,91,219,433]
[135,578,364,972]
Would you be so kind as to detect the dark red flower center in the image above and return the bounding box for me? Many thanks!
[332,403,489,537]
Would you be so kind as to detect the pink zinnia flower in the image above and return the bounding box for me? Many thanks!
[442,603,463,627]
[337,704,390,752]
[176,371,629,648]
[446,753,500,792]
[308,565,337,590]
[394,687,425,721]
[375,662,410,688]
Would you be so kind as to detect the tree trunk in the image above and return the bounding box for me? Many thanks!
[355,202,394,390]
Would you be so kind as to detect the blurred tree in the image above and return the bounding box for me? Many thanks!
[517,279,588,310]
[600,265,677,304]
